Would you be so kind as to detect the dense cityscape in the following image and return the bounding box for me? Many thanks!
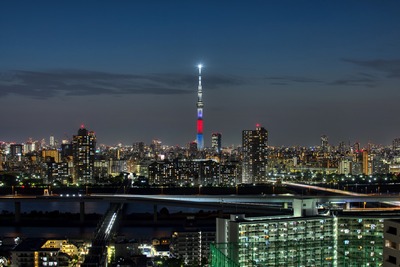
[2,115,400,266]
[2,64,400,267]
[2,125,400,189]
[0,120,400,266]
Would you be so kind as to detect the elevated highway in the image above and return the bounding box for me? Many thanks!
[2,192,400,218]
[2,192,400,206]
[2,180,400,223]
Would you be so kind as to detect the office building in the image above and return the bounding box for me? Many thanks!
[49,135,55,148]
[212,133,222,154]
[72,125,96,184]
[10,144,23,158]
[42,149,60,163]
[321,134,329,152]
[242,124,268,184]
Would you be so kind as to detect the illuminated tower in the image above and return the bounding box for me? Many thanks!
[196,64,204,150]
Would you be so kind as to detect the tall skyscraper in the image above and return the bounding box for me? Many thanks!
[242,124,268,184]
[321,134,328,152]
[72,125,96,184]
[196,64,204,150]
[49,135,55,148]
[211,133,222,154]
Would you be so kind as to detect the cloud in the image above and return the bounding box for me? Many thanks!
[343,59,400,78]
[329,76,377,87]
[0,69,244,99]
[264,75,323,84]
[264,72,379,88]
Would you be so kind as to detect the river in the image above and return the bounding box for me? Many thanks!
[0,202,212,240]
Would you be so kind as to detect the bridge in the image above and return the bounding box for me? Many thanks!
[82,202,123,266]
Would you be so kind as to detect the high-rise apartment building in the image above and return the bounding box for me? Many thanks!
[133,142,145,159]
[212,208,397,267]
[72,125,96,184]
[337,215,385,266]
[214,212,335,266]
[172,230,215,266]
[383,219,400,267]
[321,134,329,151]
[363,150,372,175]
[242,124,268,184]
[49,135,55,148]
[212,133,222,154]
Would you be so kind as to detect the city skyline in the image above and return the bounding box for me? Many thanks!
[1,1,400,147]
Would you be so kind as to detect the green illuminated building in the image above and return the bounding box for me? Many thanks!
[212,199,397,267]
[337,216,384,266]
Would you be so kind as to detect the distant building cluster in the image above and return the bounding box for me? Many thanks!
[2,124,400,187]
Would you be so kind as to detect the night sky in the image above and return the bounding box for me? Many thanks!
[1,1,400,147]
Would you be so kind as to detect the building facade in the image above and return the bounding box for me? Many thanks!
[214,213,335,266]
[242,124,268,184]
[212,210,396,267]
[172,230,215,266]
[11,238,76,267]
[212,133,222,154]
[383,219,400,267]
[72,125,96,184]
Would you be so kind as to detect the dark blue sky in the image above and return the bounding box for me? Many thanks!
[1,1,400,147]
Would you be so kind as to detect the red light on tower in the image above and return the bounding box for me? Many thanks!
[256,123,260,128]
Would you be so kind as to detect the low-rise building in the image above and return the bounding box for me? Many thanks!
[11,238,77,267]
